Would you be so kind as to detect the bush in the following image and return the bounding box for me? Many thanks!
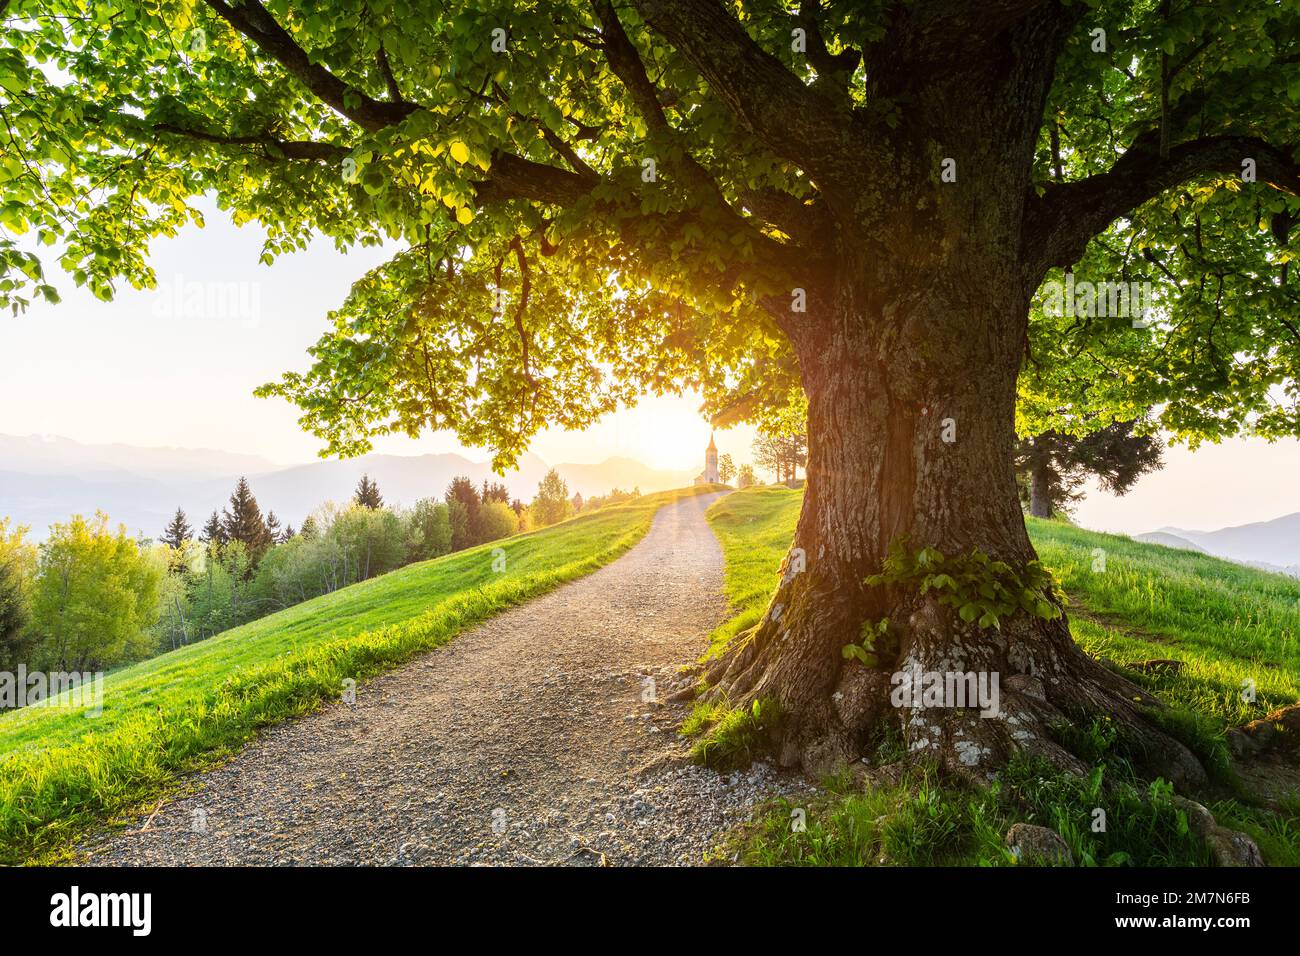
[477,501,518,544]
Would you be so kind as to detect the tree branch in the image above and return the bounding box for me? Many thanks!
[152,122,351,161]
[798,0,859,94]
[1025,132,1300,280]
[203,0,415,132]
[630,0,856,186]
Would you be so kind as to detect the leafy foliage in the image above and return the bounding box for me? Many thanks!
[867,540,1065,630]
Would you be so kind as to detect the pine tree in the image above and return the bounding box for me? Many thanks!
[265,510,282,543]
[199,510,227,547]
[354,474,383,509]
[299,516,320,541]
[222,477,272,559]
[161,507,193,549]
[281,524,296,542]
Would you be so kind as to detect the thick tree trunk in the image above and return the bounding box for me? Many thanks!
[1028,446,1053,518]
[706,271,1206,789]
[701,5,1206,790]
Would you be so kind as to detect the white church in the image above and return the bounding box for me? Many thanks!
[693,432,719,485]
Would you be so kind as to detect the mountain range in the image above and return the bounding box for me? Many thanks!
[0,433,698,539]
[1136,513,1300,578]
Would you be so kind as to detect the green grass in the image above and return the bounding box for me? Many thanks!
[0,486,720,864]
[703,486,1300,866]
[682,695,782,771]
[700,485,806,659]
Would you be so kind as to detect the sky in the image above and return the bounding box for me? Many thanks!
[0,201,1296,535]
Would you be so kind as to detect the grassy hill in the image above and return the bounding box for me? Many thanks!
[0,486,719,864]
[703,486,1300,866]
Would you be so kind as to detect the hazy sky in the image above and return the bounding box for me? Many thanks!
[1,201,1295,534]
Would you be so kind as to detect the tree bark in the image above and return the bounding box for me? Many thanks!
[1028,443,1053,518]
[706,281,1205,788]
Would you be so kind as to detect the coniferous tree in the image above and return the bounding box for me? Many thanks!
[481,480,511,504]
[199,510,227,547]
[161,507,193,550]
[444,476,482,550]
[222,477,272,561]
[299,516,320,541]
[265,510,283,543]
[354,474,383,509]
[281,524,296,542]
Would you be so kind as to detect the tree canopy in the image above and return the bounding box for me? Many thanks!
[4,0,1300,457]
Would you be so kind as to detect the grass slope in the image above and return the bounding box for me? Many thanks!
[0,486,719,864]
[703,486,1300,866]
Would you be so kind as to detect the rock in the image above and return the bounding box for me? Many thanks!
[1125,658,1183,675]
[1005,823,1073,866]
[1240,701,1300,752]
[1172,796,1265,867]
[1225,727,1261,759]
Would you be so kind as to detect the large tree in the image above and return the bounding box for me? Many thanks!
[7,0,1300,782]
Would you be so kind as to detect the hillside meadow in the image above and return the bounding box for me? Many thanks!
[0,486,721,863]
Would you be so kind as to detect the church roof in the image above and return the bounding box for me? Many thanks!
[707,431,716,451]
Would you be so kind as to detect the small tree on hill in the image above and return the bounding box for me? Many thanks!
[737,465,757,489]
[1016,421,1164,518]
[753,431,807,484]
[717,453,736,486]
[532,469,571,528]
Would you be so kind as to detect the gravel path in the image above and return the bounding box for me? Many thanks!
[82,491,812,866]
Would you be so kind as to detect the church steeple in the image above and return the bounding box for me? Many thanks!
[703,430,719,483]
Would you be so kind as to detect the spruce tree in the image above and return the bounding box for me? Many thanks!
[265,510,282,543]
[354,474,383,509]
[160,507,193,550]
[222,477,272,559]
[199,510,227,547]
[281,524,296,542]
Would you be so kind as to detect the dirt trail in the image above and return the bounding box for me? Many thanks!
[83,491,810,866]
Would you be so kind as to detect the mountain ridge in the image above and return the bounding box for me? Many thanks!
[0,433,699,538]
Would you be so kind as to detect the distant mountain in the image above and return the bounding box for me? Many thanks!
[1134,531,1206,553]
[0,434,697,539]
[0,433,276,480]
[1154,512,1300,568]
